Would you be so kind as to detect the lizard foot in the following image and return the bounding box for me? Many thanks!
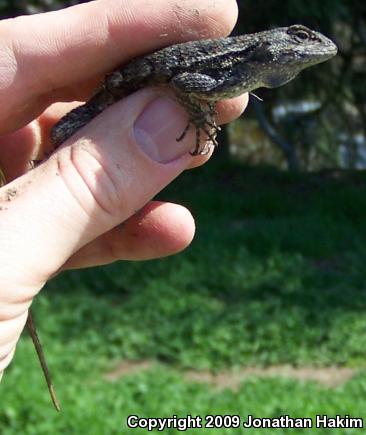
[177,117,221,155]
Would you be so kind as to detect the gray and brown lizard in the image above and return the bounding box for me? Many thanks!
[51,25,337,154]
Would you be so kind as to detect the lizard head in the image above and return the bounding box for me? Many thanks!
[254,25,338,89]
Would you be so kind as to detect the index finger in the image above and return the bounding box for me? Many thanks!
[0,0,238,132]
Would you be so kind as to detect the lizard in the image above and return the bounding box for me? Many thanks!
[3,25,336,412]
[51,24,337,154]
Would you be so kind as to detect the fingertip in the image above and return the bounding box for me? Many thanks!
[186,145,214,169]
[201,0,238,38]
[216,94,249,125]
[122,201,196,258]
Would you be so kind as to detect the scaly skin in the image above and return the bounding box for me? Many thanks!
[51,25,337,154]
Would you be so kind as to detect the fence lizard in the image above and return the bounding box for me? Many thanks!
[51,25,337,153]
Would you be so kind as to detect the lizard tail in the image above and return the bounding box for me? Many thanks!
[50,90,115,148]
[27,310,61,411]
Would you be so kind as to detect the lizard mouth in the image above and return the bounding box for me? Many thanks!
[311,46,338,63]
[295,39,337,67]
[312,37,338,60]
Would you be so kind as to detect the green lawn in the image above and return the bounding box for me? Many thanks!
[1,161,366,433]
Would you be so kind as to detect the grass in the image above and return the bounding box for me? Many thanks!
[1,160,366,433]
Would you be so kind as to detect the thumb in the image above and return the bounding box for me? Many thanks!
[0,88,198,372]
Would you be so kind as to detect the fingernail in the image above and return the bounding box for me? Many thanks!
[134,97,192,163]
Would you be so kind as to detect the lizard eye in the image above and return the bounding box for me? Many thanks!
[295,30,310,41]
[287,25,313,43]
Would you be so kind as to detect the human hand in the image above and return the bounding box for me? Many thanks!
[0,0,247,378]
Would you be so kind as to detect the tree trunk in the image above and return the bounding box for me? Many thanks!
[252,99,300,171]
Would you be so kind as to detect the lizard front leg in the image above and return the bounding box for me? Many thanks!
[171,73,222,155]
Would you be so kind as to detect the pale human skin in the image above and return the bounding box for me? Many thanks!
[0,0,247,380]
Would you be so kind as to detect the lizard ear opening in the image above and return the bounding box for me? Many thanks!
[247,42,274,63]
